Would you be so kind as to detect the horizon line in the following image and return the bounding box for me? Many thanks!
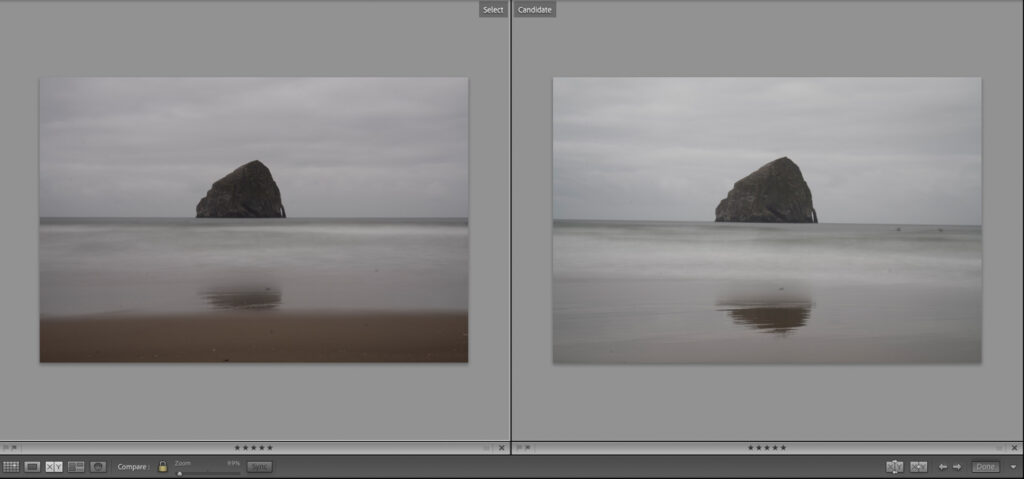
[39,215,469,220]
[553,218,982,227]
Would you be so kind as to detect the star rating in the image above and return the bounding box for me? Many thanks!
[267,445,273,451]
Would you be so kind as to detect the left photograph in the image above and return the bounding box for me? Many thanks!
[39,77,469,363]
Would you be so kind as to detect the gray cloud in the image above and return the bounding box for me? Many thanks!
[40,77,468,218]
[554,77,981,225]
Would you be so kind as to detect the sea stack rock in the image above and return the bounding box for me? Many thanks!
[715,157,817,223]
[196,160,286,218]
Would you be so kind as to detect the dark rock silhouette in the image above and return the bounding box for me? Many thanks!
[196,160,286,218]
[715,157,817,223]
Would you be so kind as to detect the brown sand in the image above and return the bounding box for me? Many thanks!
[40,311,467,363]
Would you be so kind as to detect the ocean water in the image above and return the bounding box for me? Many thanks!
[40,218,468,316]
[554,221,982,364]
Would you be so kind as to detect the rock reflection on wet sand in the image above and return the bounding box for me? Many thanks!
[720,305,811,334]
[716,285,813,334]
[200,287,282,311]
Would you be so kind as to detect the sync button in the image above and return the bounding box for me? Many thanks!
[246,462,273,473]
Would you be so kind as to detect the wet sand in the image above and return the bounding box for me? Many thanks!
[40,311,468,363]
[554,278,981,364]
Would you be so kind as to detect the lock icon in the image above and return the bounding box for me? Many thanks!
[158,461,168,473]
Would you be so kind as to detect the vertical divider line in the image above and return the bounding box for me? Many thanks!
[508,0,514,454]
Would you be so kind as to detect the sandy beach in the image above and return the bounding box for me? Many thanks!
[40,311,468,363]
[554,222,982,364]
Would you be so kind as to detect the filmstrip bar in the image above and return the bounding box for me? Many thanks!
[0,453,1020,477]
[2,441,1019,456]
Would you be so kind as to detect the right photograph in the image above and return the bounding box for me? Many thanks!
[553,77,982,364]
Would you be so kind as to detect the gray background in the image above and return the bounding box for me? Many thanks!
[0,1,509,440]
[0,0,1020,445]
[512,1,1022,440]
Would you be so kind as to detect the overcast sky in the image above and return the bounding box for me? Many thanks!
[554,77,981,225]
[40,77,467,218]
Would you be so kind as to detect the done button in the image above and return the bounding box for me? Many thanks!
[972,461,1001,473]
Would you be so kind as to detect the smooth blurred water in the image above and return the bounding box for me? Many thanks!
[40,218,468,316]
[554,221,982,364]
